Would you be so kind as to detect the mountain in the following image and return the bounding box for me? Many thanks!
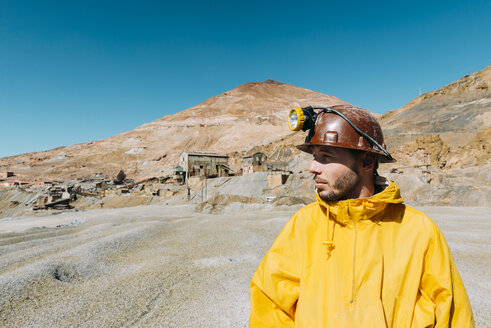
[378,66,490,205]
[381,66,490,146]
[0,80,347,182]
[1,67,489,206]
[380,65,490,169]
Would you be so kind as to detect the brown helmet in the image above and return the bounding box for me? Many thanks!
[295,104,395,163]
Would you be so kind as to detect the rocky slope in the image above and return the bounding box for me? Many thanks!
[0,80,346,182]
[378,65,491,205]
[0,66,490,206]
[380,65,491,164]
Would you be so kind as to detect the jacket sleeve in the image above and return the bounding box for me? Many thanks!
[420,225,475,327]
[249,214,302,327]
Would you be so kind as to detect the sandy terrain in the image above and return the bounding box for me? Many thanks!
[0,204,489,327]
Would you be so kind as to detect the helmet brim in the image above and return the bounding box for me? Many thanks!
[296,143,397,163]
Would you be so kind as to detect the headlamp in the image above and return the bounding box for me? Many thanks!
[288,106,316,132]
[288,107,305,131]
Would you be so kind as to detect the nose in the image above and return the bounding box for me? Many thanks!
[309,159,322,175]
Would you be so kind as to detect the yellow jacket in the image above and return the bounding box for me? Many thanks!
[250,181,474,327]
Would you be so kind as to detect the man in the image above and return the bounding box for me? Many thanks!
[249,105,474,327]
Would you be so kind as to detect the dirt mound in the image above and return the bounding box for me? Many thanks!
[272,196,310,206]
[195,194,265,214]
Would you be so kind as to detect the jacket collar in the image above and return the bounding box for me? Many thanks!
[315,179,404,225]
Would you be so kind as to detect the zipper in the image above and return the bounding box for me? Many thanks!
[349,209,357,305]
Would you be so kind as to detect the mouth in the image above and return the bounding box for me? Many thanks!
[314,178,328,187]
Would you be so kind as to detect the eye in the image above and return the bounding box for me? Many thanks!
[320,152,332,159]
[314,153,332,163]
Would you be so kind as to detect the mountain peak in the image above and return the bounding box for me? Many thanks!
[264,79,284,85]
[161,80,348,121]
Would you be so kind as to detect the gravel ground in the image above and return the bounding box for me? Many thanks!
[0,204,489,327]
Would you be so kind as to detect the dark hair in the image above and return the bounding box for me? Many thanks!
[349,149,379,176]
[374,160,379,176]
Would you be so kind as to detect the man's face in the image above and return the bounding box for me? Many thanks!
[309,146,360,202]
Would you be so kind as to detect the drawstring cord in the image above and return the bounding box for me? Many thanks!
[322,210,335,259]
[321,201,377,259]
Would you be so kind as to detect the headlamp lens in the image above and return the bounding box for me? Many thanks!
[289,111,298,129]
[288,107,305,131]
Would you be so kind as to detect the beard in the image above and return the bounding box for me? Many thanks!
[316,168,360,202]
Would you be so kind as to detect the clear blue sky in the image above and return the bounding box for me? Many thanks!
[1,0,490,158]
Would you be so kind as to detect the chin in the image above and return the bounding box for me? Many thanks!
[318,190,342,202]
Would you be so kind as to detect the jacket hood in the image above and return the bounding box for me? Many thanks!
[315,178,404,225]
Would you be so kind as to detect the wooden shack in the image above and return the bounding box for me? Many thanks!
[179,152,230,179]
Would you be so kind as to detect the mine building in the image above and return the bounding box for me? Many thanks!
[179,151,230,179]
[266,160,292,188]
[242,152,268,174]
[267,171,291,188]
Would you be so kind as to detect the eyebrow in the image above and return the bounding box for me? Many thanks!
[316,149,333,156]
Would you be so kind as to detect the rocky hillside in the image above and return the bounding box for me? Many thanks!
[0,66,490,206]
[378,65,491,205]
[0,80,346,182]
[380,65,491,168]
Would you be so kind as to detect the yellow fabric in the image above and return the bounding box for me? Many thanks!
[250,181,474,327]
